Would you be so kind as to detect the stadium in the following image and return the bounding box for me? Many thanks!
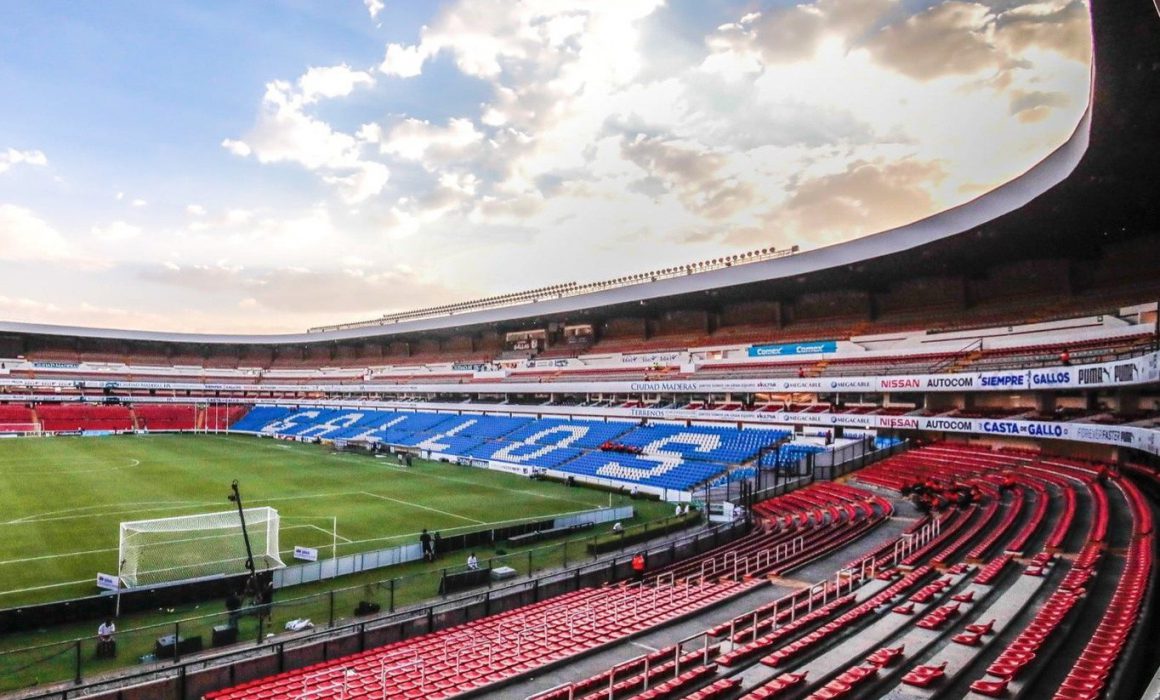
[1,1,1159,699]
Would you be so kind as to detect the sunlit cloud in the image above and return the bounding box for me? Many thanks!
[0,148,48,174]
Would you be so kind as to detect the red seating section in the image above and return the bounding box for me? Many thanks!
[658,483,890,591]
[534,644,720,700]
[207,579,743,700]
[135,404,196,431]
[846,444,1155,700]
[1049,478,1153,700]
[0,405,34,422]
[0,404,36,431]
[738,671,807,699]
[207,406,249,430]
[36,404,132,432]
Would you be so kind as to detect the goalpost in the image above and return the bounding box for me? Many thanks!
[118,507,285,588]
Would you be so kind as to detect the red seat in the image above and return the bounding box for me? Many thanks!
[966,619,995,635]
[953,631,982,646]
[901,662,946,688]
[865,645,904,667]
[970,677,1010,696]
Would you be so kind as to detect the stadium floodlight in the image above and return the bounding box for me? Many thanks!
[118,506,283,588]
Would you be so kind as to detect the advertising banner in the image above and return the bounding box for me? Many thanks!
[1,352,1157,396]
[293,546,319,562]
[748,341,838,357]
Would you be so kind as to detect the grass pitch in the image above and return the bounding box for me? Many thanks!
[0,433,639,608]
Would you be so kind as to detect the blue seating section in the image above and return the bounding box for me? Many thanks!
[335,412,455,443]
[709,466,757,487]
[613,424,790,463]
[759,443,826,468]
[231,406,808,490]
[230,406,293,432]
[423,415,533,439]
[465,441,585,468]
[562,452,728,491]
[397,433,487,455]
[501,418,636,449]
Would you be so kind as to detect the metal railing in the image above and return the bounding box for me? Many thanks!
[310,247,798,333]
[526,629,717,700]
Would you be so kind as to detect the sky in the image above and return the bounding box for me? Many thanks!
[0,0,1092,334]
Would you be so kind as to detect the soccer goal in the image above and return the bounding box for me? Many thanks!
[118,507,285,588]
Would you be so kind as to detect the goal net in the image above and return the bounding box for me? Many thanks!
[118,507,284,588]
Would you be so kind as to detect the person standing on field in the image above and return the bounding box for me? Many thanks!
[420,528,433,561]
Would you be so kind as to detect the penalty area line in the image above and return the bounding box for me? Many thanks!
[300,523,352,543]
[0,577,96,598]
[0,546,118,567]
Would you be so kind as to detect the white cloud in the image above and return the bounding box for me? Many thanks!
[185,204,207,216]
[0,204,72,260]
[0,295,62,315]
[131,198,148,208]
[380,43,431,78]
[298,64,374,103]
[323,161,391,204]
[0,148,48,174]
[379,117,484,166]
[190,207,254,231]
[221,139,252,157]
[142,262,456,314]
[364,0,384,21]
[92,220,143,242]
[225,208,254,226]
[222,79,389,202]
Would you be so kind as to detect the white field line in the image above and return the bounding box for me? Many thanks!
[360,491,485,524]
[0,578,95,597]
[3,491,369,526]
[279,516,354,543]
[303,523,352,543]
[0,546,118,566]
[0,458,141,476]
[4,499,205,525]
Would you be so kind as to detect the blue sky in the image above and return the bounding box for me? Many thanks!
[0,0,1092,333]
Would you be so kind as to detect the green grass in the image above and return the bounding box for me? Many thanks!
[0,433,656,608]
[0,434,682,691]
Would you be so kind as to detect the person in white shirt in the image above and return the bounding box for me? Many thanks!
[466,553,479,570]
[97,619,116,657]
